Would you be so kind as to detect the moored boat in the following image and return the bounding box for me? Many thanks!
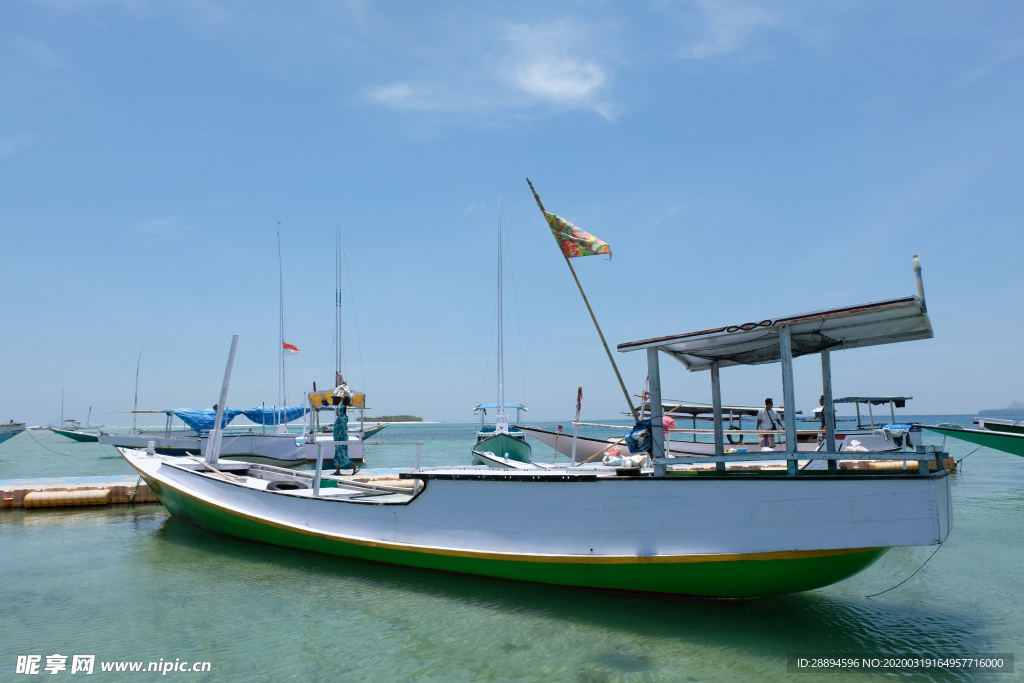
[0,420,26,445]
[99,407,315,467]
[923,423,1024,458]
[125,228,954,598]
[51,428,100,442]
[120,447,951,598]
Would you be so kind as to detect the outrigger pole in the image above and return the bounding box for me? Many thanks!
[526,178,639,422]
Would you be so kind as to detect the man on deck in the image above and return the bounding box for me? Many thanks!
[756,398,782,449]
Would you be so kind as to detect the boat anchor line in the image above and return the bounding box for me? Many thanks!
[25,429,75,456]
[864,542,944,599]
[955,446,983,469]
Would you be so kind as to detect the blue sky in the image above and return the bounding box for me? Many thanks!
[2,1,1022,425]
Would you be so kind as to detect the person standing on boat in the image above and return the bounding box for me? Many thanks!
[756,398,781,449]
[333,394,357,475]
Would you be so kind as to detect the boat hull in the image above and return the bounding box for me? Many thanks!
[123,449,951,598]
[924,425,1024,458]
[473,433,532,466]
[51,429,100,442]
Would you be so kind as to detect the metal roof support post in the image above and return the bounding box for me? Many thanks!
[868,402,874,428]
[778,325,797,474]
[821,348,836,470]
[648,348,666,477]
[711,361,725,470]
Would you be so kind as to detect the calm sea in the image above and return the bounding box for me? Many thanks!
[2,417,1022,682]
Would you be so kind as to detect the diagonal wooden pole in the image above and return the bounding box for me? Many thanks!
[564,258,639,422]
[527,178,638,422]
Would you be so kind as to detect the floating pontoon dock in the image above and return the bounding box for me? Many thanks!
[1,475,160,508]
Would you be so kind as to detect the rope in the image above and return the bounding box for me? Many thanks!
[865,543,943,598]
[501,200,528,407]
[341,249,366,390]
[954,445,982,472]
[955,446,981,465]
[25,430,75,456]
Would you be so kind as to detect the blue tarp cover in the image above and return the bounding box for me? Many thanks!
[169,409,243,434]
[241,406,309,426]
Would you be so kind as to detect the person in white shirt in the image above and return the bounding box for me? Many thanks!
[756,398,781,449]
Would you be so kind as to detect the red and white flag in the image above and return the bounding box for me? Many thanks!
[283,342,301,355]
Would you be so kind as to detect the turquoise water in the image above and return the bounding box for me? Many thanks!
[2,418,1022,681]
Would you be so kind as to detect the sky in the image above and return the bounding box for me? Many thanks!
[2,0,1022,426]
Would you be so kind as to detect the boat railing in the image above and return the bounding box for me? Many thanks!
[312,440,425,497]
[654,444,948,476]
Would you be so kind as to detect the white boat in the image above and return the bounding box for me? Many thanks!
[120,447,951,598]
[0,420,25,445]
[98,407,314,467]
[122,255,953,598]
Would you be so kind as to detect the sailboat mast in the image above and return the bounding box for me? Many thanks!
[336,226,343,387]
[133,348,142,432]
[497,199,505,423]
[277,227,286,424]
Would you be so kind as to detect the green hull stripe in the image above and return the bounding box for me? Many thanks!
[142,473,887,598]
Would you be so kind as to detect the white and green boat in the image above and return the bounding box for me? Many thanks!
[473,403,531,465]
[924,420,1024,458]
[121,256,954,598]
[121,448,951,598]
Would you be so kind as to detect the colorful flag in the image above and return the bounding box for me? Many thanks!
[527,178,611,259]
[544,212,612,259]
[283,342,300,355]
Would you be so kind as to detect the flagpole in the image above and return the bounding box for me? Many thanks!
[563,258,639,422]
[527,178,639,422]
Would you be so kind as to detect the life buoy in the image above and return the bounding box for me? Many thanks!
[726,426,744,444]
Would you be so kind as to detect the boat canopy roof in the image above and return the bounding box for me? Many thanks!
[168,409,243,433]
[833,396,912,407]
[638,400,800,417]
[167,406,309,433]
[475,403,527,411]
[617,295,931,372]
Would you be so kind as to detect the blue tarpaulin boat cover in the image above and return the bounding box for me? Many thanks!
[169,409,243,434]
[241,406,309,426]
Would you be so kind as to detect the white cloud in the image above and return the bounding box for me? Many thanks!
[500,22,613,117]
[364,82,415,107]
[0,134,36,163]
[683,0,783,59]
[513,57,604,101]
[361,18,615,121]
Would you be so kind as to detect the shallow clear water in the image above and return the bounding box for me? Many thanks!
[2,418,1022,681]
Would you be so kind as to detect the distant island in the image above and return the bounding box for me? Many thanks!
[978,401,1024,416]
[365,415,423,422]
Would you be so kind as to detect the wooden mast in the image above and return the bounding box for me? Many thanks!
[527,178,639,422]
